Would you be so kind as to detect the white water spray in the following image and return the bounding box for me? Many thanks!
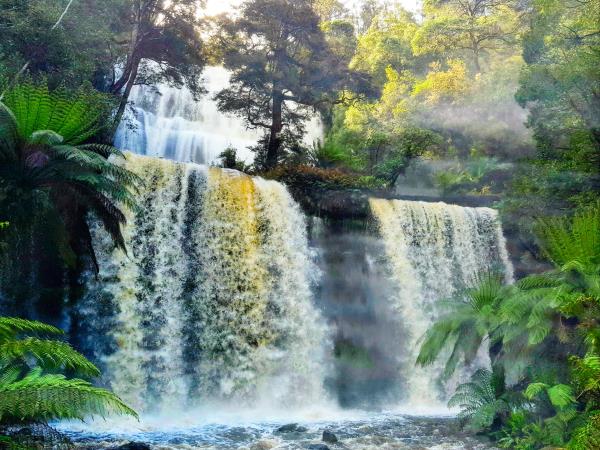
[369,199,514,411]
[83,153,329,413]
[114,66,323,165]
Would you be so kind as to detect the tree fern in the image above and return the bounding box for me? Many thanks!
[0,81,140,275]
[0,316,136,424]
[448,368,512,432]
[417,273,506,378]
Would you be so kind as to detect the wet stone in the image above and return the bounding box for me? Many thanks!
[307,445,331,450]
[322,430,338,443]
[109,442,152,450]
[276,423,309,433]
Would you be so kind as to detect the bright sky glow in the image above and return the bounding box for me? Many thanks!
[204,0,420,16]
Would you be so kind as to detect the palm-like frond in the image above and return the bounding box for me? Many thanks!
[2,82,110,145]
[448,368,511,432]
[0,368,137,423]
[0,339,100,378]
[417,273,505,378]
[0,317,136,424]
[0,317,63,340]
[536,203,600,268]
[0,81,139,273]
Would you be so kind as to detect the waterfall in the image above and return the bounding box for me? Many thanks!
[81,153,329,413]
[114,66,323,165]
[369,199,514,410]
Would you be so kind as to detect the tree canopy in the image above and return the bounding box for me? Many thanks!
[213,0,372,168]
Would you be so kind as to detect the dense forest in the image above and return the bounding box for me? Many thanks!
[0,0,598,449]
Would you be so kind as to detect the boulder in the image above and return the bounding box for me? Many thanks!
[276,423,308,433]
[322,430,338,443]
[110,442,152,450]
[307,445,331,450]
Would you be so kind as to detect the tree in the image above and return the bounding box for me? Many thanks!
[214,0,372,169]
[0,0,123,89]
[0,316,136,423]
[513,0,600,211]
[355,0,391,34]
[351,7,423,87]
[413,0,523,73]
[313,0,348,21]
[0,82,139,317]
[108,0,207,130]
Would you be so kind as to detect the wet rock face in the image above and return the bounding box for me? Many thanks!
[276,424,309,433]
[322,430,338,443]
[109,442,152,450]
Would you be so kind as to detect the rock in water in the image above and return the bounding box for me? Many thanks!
[110,442,152,450]
[322,430,338,443]
[276,423,308,433]
[308,445,331,450]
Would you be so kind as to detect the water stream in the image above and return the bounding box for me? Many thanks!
[61,79,513,448]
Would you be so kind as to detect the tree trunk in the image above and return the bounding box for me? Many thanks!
[266,90,284,168]
[472,45,481,73]
[111,56,141,137]
[111,3,141,95]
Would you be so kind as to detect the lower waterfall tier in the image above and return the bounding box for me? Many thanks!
[76,153,514,415]
[80,153,330,412]
[370,198,514,409]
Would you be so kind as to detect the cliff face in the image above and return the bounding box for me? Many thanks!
[288,186,500,220]
[284,182,547,281]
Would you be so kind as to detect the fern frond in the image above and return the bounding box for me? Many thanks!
[0,368,137,422]
[0,318,63,342]
[0,338,100,378]
[568,411,600,450]
[0,102,21,163]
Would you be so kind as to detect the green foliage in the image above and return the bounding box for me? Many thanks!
[0,316,136,423]
[417,273,506,378]
[0,81,139,273]
[265,164,386,192]
[0,0,125,88]
[569,411,600,450]
[509,0,600,216]
[350,7,422,86]
[217,146,248,172]
[421,202,600,448]
[448,369,512,432]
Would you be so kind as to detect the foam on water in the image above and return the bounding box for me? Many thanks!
[80,153,331,413]
[369,199,514,409]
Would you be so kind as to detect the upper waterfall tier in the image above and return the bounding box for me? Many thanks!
[370,198,514,412]
[80,153,330,413]
[114,67,262,164]
[114,67,323,165]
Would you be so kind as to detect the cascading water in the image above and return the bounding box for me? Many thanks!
[114,66,323,165]
[80,153,329,413]
[114,67,262,164]
[369,199,514,411]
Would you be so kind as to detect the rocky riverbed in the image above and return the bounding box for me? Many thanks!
[57,413,497,450]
